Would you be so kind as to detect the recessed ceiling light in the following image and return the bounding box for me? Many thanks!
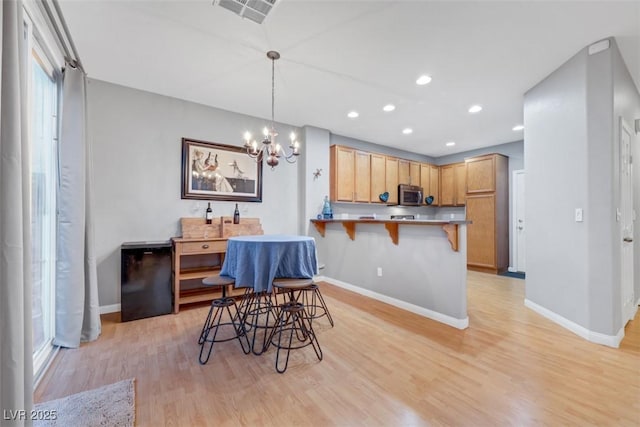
[347,111,359,118]
[416,75,432,85]
[512,125,524,131]
[468,105,483,113]
[445,141,456,147]
[402,128,413,135]
[383,104,396,112]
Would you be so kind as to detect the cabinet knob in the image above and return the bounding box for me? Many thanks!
[202,244,210,249]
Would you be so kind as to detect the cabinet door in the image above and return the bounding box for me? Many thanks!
[330,145,355,201]
[409,162,421,186]
[398,159,410,185]
[439,165,455,206]
[354,151,371,203]
[385,157,399,204]
[466,155,495,193]
[429,165,440,205]
[420,164,431,205]
[370,154,386,203]
[453,162,467,205]
[466,194,496,268]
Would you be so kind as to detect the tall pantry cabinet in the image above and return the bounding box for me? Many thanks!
[465,154,509,274]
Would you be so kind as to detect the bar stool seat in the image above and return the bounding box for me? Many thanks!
[267,279,322,373]
[272,278,334,327]
[198,275,250,364]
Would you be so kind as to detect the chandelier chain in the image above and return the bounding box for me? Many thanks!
[271,56,275,127]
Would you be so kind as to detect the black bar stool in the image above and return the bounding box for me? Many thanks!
[267,278,323,373]
[198,275,250,364]
[237,288,278,355]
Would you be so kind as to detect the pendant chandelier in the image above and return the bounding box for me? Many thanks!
[243,50,300,168]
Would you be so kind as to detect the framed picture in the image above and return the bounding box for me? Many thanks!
[181,138,263,202]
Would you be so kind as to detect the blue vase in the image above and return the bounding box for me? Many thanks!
[322,196,333,219]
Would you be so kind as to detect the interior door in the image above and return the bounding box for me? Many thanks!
[514,170,526,272]
[620,118,634,324]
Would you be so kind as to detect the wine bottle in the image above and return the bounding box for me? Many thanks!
[233,203,240,224]
[205,202,213,224]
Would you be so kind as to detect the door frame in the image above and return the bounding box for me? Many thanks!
[510,169,525,272]
[620,117,635,324]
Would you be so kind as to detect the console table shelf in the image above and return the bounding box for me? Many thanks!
[310,219,464,251]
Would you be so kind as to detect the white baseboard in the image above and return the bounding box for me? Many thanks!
[524,299,623,348]
[508,266,517,273]
[100,303,121,314]
[317,275,469,330]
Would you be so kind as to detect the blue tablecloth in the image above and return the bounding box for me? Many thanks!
[220,235,318,293]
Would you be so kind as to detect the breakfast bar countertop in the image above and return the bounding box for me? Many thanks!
[310,218,470,250]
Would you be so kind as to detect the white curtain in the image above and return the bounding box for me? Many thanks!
[53,64,101,348]
[0,0,34,425]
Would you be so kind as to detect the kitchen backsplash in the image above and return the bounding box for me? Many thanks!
[326,202,465,220]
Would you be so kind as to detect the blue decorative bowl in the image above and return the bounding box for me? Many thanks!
[379,192,389,202]
[425,195,434,205]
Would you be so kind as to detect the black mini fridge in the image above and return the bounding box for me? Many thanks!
[121,241,172,322]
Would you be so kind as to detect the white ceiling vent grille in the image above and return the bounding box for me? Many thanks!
[214,0,277,24]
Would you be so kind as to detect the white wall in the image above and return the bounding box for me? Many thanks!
[524,38,640,341]
[524,47,591,329]
[88,79,301,306]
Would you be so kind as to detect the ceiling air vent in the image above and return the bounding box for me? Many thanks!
[214,0,277,24]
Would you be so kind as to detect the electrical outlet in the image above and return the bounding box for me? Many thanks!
[377,267,382,277]
[575,208,583,222]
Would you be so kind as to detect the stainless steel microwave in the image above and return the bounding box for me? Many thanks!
[398,184,423,206]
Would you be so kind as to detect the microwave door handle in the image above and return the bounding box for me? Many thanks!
[418,190,422,203]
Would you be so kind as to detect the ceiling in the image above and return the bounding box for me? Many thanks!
[58,1,640,157]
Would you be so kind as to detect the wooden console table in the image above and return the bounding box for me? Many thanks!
[171,216,264,313]
[310,219,465,251]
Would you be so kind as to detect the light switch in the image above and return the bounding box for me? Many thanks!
[575,208,583,222]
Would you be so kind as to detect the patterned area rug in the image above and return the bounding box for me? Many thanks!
[34,378,135,427]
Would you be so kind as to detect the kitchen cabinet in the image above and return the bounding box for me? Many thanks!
[399,160,420,186]
[439,162,466,206]
[354,151,371,202]
[465,153,508,273]
[330,145,371,202]
[410,162,421,186]
[385,157,399,205]
[398,159,410,185]
[370,153,386,203]
[420,163,440,206]
[454,163,467,205]
[467,154,497,193]
[429,164,440,205]
[330,145,355,202]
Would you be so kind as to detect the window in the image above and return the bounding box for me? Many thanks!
[24,11,61,377]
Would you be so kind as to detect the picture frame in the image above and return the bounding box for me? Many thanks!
[181,138,263,202]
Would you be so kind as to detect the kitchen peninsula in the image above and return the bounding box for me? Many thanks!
[310,217,469,329]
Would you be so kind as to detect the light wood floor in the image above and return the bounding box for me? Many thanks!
[35,271,640,426]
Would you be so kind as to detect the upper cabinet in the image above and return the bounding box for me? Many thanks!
[439,162,466,206]
[354,151,371,203]
[420,163,439,206]
[398,160,421,186]
[398,159,410,185]
[330,145,371,202]
[429,164,440,205]
[330,145,355,202]
[466,155,497,193]
[370,154,386,203]
[385,157,399,205]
